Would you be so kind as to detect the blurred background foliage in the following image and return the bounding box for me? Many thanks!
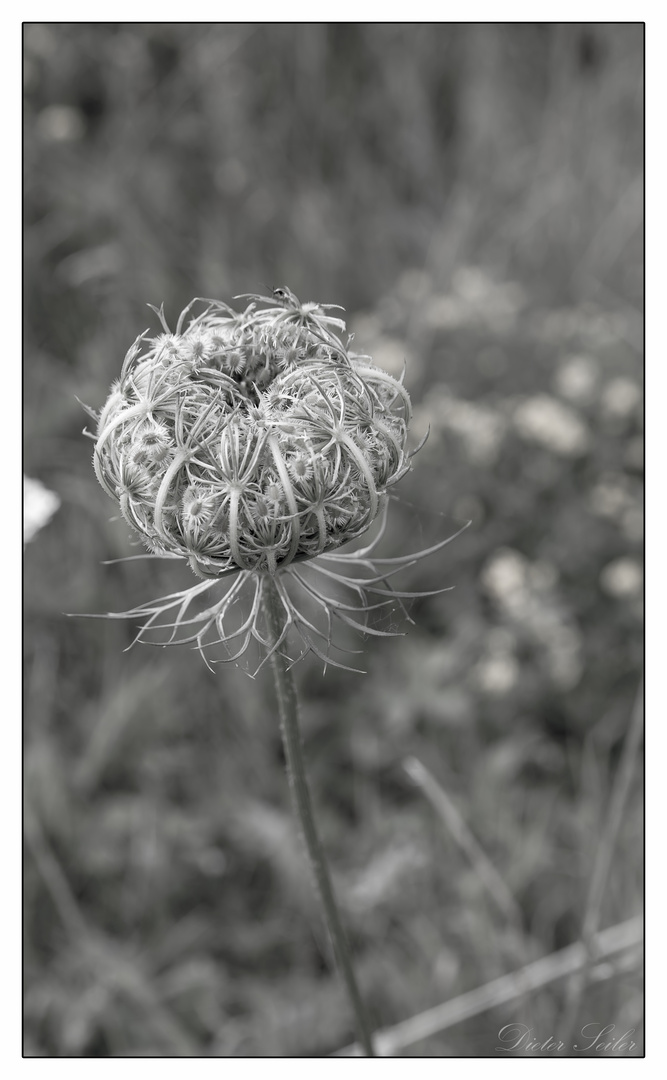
[24,23,643,1057]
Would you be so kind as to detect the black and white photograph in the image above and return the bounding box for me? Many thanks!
[23,20,644,1059]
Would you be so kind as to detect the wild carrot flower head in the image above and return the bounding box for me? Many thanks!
[89,290,459,672]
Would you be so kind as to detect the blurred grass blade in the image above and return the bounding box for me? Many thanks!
[404,755,522,927]
[335,915,642,1056]
[560,675,644,1041]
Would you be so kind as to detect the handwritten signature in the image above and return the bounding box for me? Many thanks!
[496,1023,638,1053]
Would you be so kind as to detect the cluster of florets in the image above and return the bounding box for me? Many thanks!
[93,291,412,580]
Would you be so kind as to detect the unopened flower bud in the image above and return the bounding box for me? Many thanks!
[87,290,459,672]
[94,292,412,579]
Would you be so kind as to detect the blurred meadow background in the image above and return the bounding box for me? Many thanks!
[23,23,643,1057]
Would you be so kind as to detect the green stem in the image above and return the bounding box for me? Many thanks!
[262,575,375,1057]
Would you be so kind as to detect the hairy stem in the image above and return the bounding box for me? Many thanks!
[262,575,375,1057]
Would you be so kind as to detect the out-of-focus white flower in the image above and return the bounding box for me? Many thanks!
[481,549,528,609]
[37,104,85,142]
[482,548,582,690]
[600,558,643,599]
[589,474,634,519]
[553,354,600,404]
[535,304,621,347]
[416,391,506,466]
[423,266,525,332]
[513,394,589,457]
[475,652,520,696]
[454,267,524,313]
[24,476,60,544]
[446,399,507,466]
[424,295,469,331]
[589,474,643,542]
[601,377,642,420]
